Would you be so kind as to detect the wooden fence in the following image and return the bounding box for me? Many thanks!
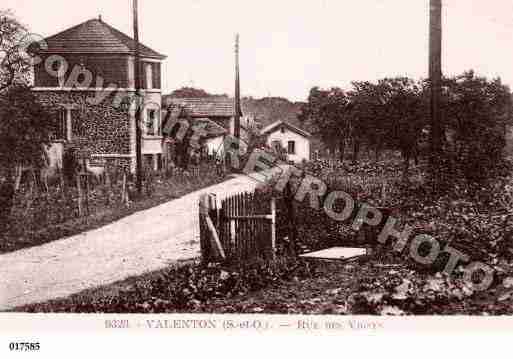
[199,191,280,264]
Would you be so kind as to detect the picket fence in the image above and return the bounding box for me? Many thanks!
[199,191,282,264]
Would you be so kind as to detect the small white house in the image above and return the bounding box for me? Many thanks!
[261,121,312,163]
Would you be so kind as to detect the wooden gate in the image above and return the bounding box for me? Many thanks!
[199,191,277,264]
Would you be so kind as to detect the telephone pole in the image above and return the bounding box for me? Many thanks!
[133,0,143,195]
[234,34,241,141]
[429,0,443,189]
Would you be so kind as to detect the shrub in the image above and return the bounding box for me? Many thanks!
[21,257,319,313]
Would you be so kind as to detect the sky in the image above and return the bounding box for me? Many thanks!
[4,0,513,101]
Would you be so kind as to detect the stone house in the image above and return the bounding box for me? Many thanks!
[32,17,166,172]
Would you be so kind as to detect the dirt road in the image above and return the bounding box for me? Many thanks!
[0,174,263,311]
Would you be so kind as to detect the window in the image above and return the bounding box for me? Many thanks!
[156,154,162,170]
[145,63,153,89]
[271,140,282,151]
[287,141,296,155]
[144,154,154,170]
[55,108,75,141]
[152,63,161,89]
[146,109,160,136]
[57,109,67,140]
[69,109,78,140]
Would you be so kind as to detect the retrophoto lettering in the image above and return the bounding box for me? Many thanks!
[1,0,513,319]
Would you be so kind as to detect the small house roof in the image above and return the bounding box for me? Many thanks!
[164,97,243,118]
[162,116,227,141]
[193,118,228,139]
[34,18,166,60]
[260,120,312,138]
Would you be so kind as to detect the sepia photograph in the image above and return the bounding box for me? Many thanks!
[1,1,513,350]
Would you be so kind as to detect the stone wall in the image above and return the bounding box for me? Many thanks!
[35,91,131,156]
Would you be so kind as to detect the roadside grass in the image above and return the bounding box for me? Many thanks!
[0,163,229,255]
[15,255,513,315]
[13,256,318,313]
[11,155,513,315]
[12,259,200,313]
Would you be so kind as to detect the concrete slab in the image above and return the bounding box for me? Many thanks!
[300,247,367,261]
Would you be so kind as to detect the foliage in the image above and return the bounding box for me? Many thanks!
[166,87,229,99]
[300,72,512,186]
[440,71,512,186]
[14,157,513,315]
[19,257,318,313]
[299,87,351,157]
[20,255,513,315]
[0,85,55,174]
[263,156,513,267]
[0,10,32,92]
[242,96,305,129]
[165,87,306,131]
[0,162,227,254]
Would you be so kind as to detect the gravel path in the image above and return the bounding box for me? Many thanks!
[0,174,262,311]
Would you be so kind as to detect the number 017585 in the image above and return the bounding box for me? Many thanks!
[9,342,40,351]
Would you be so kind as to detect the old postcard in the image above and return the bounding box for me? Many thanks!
[1,0,513,356]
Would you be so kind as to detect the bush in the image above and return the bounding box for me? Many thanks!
[21,257,319,313]
[1,161,228,254]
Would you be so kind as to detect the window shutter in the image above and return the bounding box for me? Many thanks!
[152,63,161,89]
[58,109,66,140]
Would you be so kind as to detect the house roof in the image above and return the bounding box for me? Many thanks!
[260,120,312,138]
[193,118,228,139]
[162,116,227,142]
[35,18,166,60]
[164,97,243,118]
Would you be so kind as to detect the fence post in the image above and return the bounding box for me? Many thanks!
[121,172,127,205]
[84,173,90,216]
[199,194,226,263]
[76,174,83,217]
[271,197,276,260]
[199,194,210,262]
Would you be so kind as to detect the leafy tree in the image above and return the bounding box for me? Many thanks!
[347,81,387,162]
[302,80,426,169]
[299,87,351,160]
[0,85,55,179]
[0,10,32,92]
[0,85,55,223]
[440,71,512,185]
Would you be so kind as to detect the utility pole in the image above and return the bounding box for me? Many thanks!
[133,0,143,195]
[234,33,241,141]
[429,0,443,189]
